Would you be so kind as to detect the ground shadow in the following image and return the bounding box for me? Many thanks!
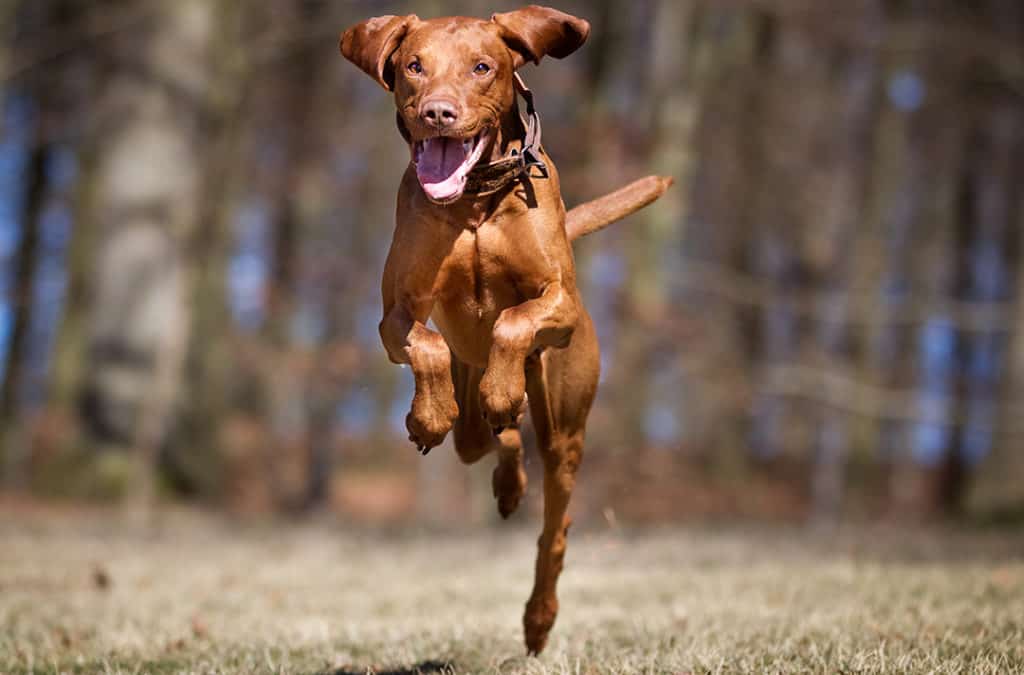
[324,659,455,675]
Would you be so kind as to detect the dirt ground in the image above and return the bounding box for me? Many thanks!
[1,505,1023,674]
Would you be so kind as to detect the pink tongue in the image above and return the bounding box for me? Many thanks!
[413,137,468,200]
[416,138,467,185]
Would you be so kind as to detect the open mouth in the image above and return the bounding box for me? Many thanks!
[413,128,492,204]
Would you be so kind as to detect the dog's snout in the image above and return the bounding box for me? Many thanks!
[420,99,459,128]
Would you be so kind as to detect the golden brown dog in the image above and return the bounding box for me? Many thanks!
[341,5,671,655]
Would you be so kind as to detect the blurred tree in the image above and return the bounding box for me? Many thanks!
[0,0,15,112]
[0,0,71,486]
[682,7,775,473]
[175,0,251,498]
[261,0,333,511]
[0,93,44,487]
[802,2,884,524]
[76,0,232,503]
[961,0,1024,518]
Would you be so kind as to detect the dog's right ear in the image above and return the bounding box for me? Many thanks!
[340,15,419,91]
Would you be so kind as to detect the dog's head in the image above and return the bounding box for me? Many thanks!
[341,5,589,204]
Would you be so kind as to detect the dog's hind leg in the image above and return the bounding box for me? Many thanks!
[492,415,527,519]
[451,357,494,465]
[452,357,528,517]
[522,310,599,655]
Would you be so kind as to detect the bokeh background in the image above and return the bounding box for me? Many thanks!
[1,0,1022,527]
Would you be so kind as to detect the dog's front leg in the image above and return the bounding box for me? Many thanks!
[479,282,580,428]
[380,303,458,453]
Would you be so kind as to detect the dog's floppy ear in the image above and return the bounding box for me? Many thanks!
[340,15,419,91]
[491,5,589,68]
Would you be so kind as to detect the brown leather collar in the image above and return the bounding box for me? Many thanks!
[396,73,548,199]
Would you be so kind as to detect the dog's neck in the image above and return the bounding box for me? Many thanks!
[491,101,527,163]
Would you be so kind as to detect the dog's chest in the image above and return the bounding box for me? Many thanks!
[430,227,525,365]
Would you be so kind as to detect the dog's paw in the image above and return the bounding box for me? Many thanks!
[406,393,458,454]
[523,595,558,656]
[479,369,525,430]
[492,458,527,519]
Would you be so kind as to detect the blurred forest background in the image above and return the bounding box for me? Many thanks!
[0,0,1022,527]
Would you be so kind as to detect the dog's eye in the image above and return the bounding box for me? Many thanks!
[474,62,491,75]
[407,61,422,75]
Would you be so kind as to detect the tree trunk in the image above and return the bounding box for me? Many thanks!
[48,145,100,416]
[0,128,47,487]
[958,102,1024,517]
[80,0,222,508]
[681,6,775,470]
[807,3,884,524]
[174,0,250,498]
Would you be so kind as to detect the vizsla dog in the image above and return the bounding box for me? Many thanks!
[341,5,671,655]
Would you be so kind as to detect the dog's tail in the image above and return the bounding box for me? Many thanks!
[565,175,674,242]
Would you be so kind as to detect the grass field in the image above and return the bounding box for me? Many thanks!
[1,508,1023,674]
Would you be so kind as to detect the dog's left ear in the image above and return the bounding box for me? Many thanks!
[340,14,420,91]
[491,5,590,68]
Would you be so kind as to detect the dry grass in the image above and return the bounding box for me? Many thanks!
[1,508,1023,674]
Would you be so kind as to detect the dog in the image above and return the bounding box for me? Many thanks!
[341,5,671,655]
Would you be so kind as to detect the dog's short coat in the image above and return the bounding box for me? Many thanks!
[341,5,671,654]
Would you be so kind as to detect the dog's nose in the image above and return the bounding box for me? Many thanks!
[420,99,459,128]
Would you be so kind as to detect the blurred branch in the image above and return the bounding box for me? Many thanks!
[0,0,344,83]
[702,0,1024,95]
[10,1,1015,96]
[675,259,1014,333]
[755,362,1024,433]
[670,351,1024,435]
[0,1,159,82]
